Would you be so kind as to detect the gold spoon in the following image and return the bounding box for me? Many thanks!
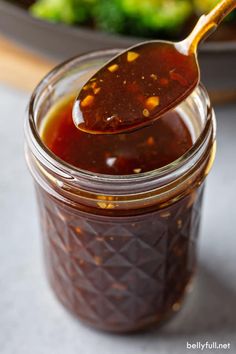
[73,0,236,134]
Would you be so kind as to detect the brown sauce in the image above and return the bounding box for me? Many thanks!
[41,95,193,175]
[35,52,207,332]
[74,42,198,134]
[35,76,208,332]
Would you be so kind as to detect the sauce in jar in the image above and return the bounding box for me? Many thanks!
[41,95,193,174]
[37,94,202,332]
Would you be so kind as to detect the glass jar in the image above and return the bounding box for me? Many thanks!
[25,50,216,333]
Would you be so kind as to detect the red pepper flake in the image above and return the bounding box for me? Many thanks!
[169,70,188,86]
[75,227,82,234]
[160,78,169,86]
[147,136,155,146]
[91,82,97,89]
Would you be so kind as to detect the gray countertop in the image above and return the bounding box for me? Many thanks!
[0,84,235,354]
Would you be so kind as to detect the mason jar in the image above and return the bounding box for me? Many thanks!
[25,50,216,333]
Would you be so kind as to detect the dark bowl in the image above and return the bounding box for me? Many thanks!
[1,0,236,98]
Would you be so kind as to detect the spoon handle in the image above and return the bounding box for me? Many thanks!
[183,0,236,53]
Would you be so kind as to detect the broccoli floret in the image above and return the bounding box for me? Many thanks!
[120,0,193,33]
[93,0,193,36]
[92,0,149,36]
[29,0,235,36]
[93,0,127,33]
[30,0,96,24]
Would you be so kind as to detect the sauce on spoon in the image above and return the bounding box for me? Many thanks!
[73,42,198,134]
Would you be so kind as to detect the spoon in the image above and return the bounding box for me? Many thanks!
[73,0,236,134]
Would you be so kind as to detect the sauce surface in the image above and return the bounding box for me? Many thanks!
[74,42,198,134]
[41,95,193,175]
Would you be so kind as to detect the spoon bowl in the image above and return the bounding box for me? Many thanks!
[73,41,199,134]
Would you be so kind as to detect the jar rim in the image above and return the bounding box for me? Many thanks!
[26,49,216,194]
